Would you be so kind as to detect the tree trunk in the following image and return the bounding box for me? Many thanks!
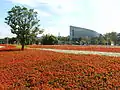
[21,44,24,50]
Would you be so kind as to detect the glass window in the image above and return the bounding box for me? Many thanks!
[72,30,74,36]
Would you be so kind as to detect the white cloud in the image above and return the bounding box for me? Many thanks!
[34,9,51,17]
[7,0,81,15]
[41,26,69,37]
[7,0,37,7]
[7,0,52,17]
[48,0,120,35]
[90,0,120,34]
[37,0,80,15]
[4,0,120,37]
[0,24,15,38]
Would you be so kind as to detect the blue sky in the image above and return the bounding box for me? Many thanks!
[1,0,120,38]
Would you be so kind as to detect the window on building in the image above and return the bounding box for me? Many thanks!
[72,30,74,36]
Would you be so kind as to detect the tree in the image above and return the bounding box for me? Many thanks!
[117,33,120,45]
[98,34,106,45]
[5,6,43,50]
[41,34,58,45]
[104,32,117,45]
[58,36,70,44]
[90,37,99,45]
[4,37,17,44]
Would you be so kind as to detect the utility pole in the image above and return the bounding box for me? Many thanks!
[58,32,60,44]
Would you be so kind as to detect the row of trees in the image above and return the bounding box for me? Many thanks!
[3,31,120,46]
[62,32,120,45]
[78,32,120,45]
[2,34,58,45]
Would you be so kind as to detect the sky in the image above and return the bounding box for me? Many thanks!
[1,0,120,38]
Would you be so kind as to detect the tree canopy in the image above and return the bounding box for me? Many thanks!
[41,34,58,45]
[5,5,43,50]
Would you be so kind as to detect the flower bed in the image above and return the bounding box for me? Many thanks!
[28,45,120,53]
[0,44,17,51]
[0,47,120,89]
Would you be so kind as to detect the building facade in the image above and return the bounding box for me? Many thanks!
[70,26,99,41]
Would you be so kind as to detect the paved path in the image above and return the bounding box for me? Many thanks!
[0,46,4,48]
[40,48,120,57]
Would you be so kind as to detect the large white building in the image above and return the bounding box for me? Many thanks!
[70,26,99,41]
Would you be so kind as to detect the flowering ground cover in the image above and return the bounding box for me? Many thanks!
[0,44,17,51]
[28,45,120,53]
[0,45,120,89]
